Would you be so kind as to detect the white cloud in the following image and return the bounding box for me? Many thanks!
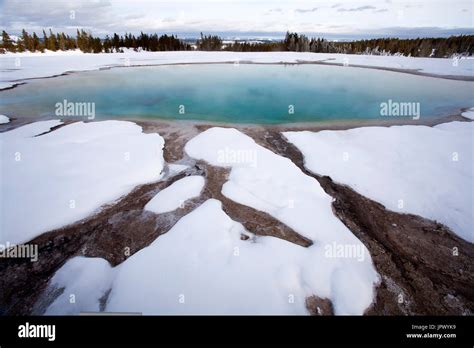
[0,0,472,37]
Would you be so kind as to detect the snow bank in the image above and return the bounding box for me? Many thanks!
[0,120,165,244]
[320,53,474,77]
[284,121,473,242]
[45,198,377,315]
[461,107,474,120]
[0,115,10,124]
[0,51,471,89]
[44,257,114,315]
[185,127,346,241]
[184,128,379,314]
[144,175,205,214]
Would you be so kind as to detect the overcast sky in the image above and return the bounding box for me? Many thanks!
[1,0,472,38]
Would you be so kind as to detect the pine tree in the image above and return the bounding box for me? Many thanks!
[103,35,112,53]
[42,30,49,51]
[48,29,57,51]
[21,29,31,51]
[112,33,120,52]
[1,30,15,52]
[58,32,67,51]
[32,32,40,52]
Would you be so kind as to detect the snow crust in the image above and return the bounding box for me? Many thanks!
[0,115,10,124]
[184,128,379,314]
[144,175,205,214]
[461,107,474,120]
[44,257,114,315]
[44,199,378,315]
[284,121,473,242]
[0,120,165,244]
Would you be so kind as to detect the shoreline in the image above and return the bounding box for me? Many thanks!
[2,111,471,135]
[1,58,474,93]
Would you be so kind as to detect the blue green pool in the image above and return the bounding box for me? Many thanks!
[0,64,472,123]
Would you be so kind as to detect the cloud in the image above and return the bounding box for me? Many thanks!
[0,0,114,34]
[337,5,377,12]
[1,0,472,38]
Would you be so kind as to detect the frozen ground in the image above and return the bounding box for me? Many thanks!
[7,118,472,316]
[1,50,472,89]
[0,120,165,245]
[284,121,474,242]
[43,199,378,315]
[36,126,380,315]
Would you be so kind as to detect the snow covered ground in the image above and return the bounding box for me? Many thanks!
[0,50,472,90]
[462,108,474,120]
[43,199,378,315]
[0,120,165,245]
[284,121,474,242]
[44,256,114,315]
[38,126,380,316]
[184,127,379,313]
[0,115,10,124]
[144,175,205,214]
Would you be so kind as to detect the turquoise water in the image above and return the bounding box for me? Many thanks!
[0,64,473,124]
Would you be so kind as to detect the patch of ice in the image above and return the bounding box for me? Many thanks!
[167,163,189,175]
[145,175,205,214]
[284,121,473,242]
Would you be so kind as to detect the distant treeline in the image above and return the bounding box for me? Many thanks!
[1,29,191,53]
[338,36,474,57]
[223,32,474,57]
[1,29,472,57]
